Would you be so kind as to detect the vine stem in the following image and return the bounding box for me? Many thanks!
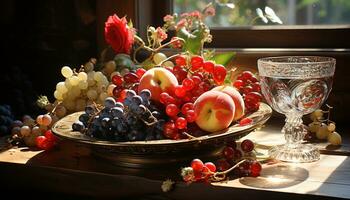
[211,159,246,182]
[154,37,185,52]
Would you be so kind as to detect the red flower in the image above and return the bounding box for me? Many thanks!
[104,14,135,54]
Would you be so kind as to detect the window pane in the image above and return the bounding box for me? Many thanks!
[174,0,350,26]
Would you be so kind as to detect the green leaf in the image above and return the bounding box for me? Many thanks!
[176,27,203,55]
[211,52,235,66]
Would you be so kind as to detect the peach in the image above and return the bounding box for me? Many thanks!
[194,91,235,132]
[138,67,178,101]
[211,85,245,121]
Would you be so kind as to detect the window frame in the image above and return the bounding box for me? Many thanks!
[138,0,350,49]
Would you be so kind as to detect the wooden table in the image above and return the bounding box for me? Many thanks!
[0,116,349,200]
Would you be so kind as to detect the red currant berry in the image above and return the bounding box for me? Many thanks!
[241,139,254,152]
[222,146,235,160]
[36,136,54,150]
[204,162,216,173]
[191,56,204,71]
[245,92,262,103]
[239,117,253,126]
[252,82,261,92]
[250,76,258,83]
[44,130,56,143]
[131,83,139,92]
[192,72,204,79]
[181,102,194,115]
[203,61,215,73]
[183,92,193,102]
[166,95,177,105]
[185,110,197,123]
[175,117,187,129]
[135,68,146,78]
[119,89,128,99]
[234,149,242,159]
[245,101,260,112]
[174,68,188,83]
[166,104,179,117]
[182,78,195,91]
[160,92,169,104]
[173,65,182,73]
[241,86,253,95]
[250,161,262,177]
[233,80,244,90]
[192,76,201,85]
[163,121,178,139]
[174,85,186,98]
[112,75,123,86]
[217,159,230,171]
[241,71,253,81]
[123,73,139,84]
[112,87,122,97]
[226,140,237,149]
[175,55,187,66]
[191,158,204,172]
[213,65,227,85]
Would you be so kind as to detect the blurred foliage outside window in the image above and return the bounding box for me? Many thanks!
[174,0,350,27]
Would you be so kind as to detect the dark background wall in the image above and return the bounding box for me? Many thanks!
[0,0,97,117]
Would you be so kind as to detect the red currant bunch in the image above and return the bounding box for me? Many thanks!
[217,139,262,177]
[181,158,217,183]
[36,130,57,151]
[111,70,144,102]
[233,71,262,112]
[174,55,227,86]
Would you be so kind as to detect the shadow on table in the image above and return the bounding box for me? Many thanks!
[25,140,183,181]
[239,164,309,189]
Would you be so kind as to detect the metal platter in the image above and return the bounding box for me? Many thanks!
[52,103,272,168]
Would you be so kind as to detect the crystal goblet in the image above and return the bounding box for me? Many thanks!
[258,56,336,162]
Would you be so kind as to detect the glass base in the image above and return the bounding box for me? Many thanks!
[269,144,320,163]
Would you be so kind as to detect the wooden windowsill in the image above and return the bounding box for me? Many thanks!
[0,116,349,199]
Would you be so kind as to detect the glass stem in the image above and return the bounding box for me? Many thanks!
[282,113,305,148]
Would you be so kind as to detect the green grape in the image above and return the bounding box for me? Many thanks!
[163,61,174,67]
[87,89,98,100]
[77,72,88,81]
[316,123,330,139]
[56,82,68,93]
[99,92,108,101]
[308,121,321,133]
[54,90,63,101]
[93,71,104,82]
[153,52,167,65]
[327,123,336,132]
[328,132,342,145]
[61,66,73,78]
[69,76,80,86]
[75,98,86,111]
[78,81,88,90]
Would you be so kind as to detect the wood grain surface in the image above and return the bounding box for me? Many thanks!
[0,116,349,200]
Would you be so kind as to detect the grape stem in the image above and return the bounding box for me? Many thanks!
[139,109,159,126]
[181,131,197,140]
[211,159,246,182]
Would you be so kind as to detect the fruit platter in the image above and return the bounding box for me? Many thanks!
[8,5,273,169]
[52,102,271,167]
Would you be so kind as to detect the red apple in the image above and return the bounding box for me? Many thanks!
[194,91,235,132]
[138,67,178,101]
[211,85,245,121]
